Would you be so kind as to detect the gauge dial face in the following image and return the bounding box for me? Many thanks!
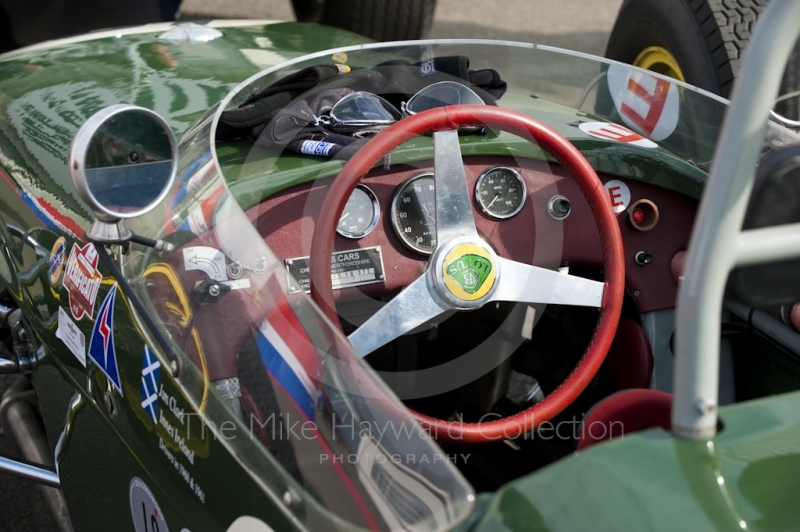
[475,166,527,219]
[337,184,380,239]
[392,173,437,255]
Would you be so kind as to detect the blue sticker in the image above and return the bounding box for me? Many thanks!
[140,346,160,422]
[420,57,436,77]
[300,140,335,157]
[88,284,122,395]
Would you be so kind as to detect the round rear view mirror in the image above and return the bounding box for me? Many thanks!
[68,104,177,242]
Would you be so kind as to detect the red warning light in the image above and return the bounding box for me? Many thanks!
[628,199,659,231]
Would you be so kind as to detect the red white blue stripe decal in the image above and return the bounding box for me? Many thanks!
[21,192,82,239]
[0,167,83,239]
[253,286,378,530]
[255,299,322,419]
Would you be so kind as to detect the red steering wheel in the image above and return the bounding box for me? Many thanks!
[310,105,624,443]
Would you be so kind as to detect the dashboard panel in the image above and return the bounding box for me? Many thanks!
[248,156,698,313]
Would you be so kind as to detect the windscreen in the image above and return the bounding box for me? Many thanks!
[123,40,800,531]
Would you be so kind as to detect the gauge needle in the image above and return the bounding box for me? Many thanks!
[423,204,434,224]
[422,187,435,224]
[487,195,499,209]
[339,213,349,223]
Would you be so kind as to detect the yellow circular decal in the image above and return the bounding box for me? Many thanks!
[442,244,496,301]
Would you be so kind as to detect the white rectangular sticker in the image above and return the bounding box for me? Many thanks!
[182,246,227,281]
[56,306,86,366]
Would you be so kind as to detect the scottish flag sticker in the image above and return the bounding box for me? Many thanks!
[88,284,122,395]
[140,346,160,423]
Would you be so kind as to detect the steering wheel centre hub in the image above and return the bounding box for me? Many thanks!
[442,243,496,299]
[431,240,498,308]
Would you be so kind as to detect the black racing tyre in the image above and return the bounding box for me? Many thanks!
[605,0,767,99]
[776,42,800,121]
[315,0,437,42]
[0,6,16,53]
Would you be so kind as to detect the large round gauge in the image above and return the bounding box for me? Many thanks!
[475,166,527,219]
[337,184,380,239]
[392,173,437,255]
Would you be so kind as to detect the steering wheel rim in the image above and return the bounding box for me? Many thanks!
[310,104,624,443]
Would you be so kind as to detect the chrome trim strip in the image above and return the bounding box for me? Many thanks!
[0,456,60,488]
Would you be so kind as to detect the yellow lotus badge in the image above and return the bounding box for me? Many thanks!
[442,243,497,301]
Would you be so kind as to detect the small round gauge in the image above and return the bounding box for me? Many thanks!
[392,173,437,255]
[337,184,380,239]
[475,166,527,219]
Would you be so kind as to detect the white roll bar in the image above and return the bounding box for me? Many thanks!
[673,0,800,439]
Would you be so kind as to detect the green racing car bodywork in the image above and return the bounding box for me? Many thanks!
[1,5,800,532]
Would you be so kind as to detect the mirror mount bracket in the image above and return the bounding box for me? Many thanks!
[85,219,175,252]
[86,218,133,245]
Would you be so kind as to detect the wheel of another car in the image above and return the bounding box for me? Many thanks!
[605,0,767,99]
[292,0,436,41]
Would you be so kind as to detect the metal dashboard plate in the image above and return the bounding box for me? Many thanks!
[285,246,386,294]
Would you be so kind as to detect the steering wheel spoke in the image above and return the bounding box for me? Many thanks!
[433,130,479,244]
[347,275,449,357]
[491,257,605,307]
